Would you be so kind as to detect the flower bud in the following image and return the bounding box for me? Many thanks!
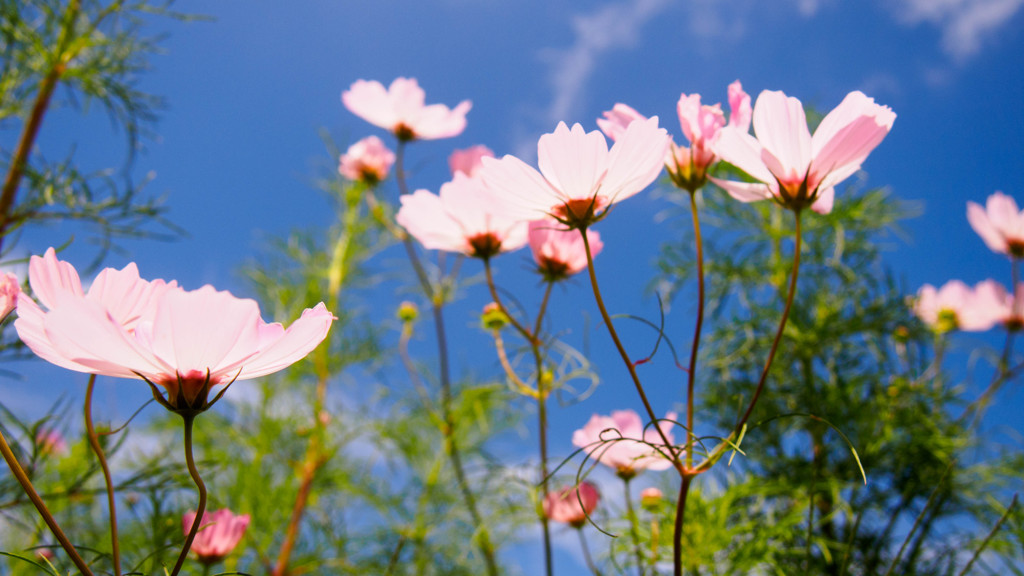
[640,487,663,510]
[0,272,20,321]
[543,482,600,529]
[481,302,508,331]
[397,301,419,324]
[183,508,250,566]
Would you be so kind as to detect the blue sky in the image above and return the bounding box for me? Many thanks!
[7,0,1024,572]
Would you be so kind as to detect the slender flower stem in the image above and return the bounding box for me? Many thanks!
[0,429,94,576]
[623,477,645,576]
[0,0,80,253]
[733,210,803,434]
[668,192,707,576]
[84,375,121,576]
[484,260,534,342]
[484,260,555,574]
[434,302,500,576]
[577,528,603,576]
[535,281,555,576]
[273,181,363,576]
[580,229,681,472]
[394,139,498,576]
[673,476,693,576]
[957,494,1018,576]
[685,191,705,470]
[170,415,206,576]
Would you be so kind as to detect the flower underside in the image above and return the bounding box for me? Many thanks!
[553,197,610,229]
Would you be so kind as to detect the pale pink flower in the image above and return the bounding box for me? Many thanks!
[967,192,1024,257]
[395,172,528,259]
[598,81,751,191]
[571,409,677,478]
[971,280,1023,331]
[342,77,471,141]
[528,220,602,281]
[15,248,176,373]
[338,135,395,184]
[913,280,1000,333]
[183,508,250,565]
[449,145,494,177]
[543,481,600,528]
[0,272,20,320]
[596,103,647,142]
[480,119,670,228]
[712,90,895,214]
[15,248,334,415]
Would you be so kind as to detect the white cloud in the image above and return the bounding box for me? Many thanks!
[889,0,1024,60]
[540,0,672,128]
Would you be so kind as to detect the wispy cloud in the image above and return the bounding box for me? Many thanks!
[540,0,671,128]
[889,0,1024,60]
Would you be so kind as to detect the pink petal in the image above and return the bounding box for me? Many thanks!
[396,189,469,253]
[42,299,168,379]
[597,103,647,142]
[149,286,262,378]
[810,187,835,214]
[712,127,775,184]
[752,90,812,179]
[708,177,774,204]
[387,77,427,121]
[412,100,472,140]
[28,248,83,310]
[479,154,564,220]
[538,122,609,201]
[239,303,334,379]
[967,201,1007,253]
[341,80,399,132]
[727,80,752,132]
[601,116,670,204]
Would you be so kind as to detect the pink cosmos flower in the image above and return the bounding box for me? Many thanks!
[15,248,334,415]
[970,280,1023,331]
[712,90,895,214]
[395,172,528,259]
[342,77,471,141]
[543,481,600,528]
[598,81,751,191]
[528,220,602,281]
[967,192,1024,257]
[183,508,250,565]
[449,145,494,178]
[1,272,20,320]
[913,280,1001,333]
[640,487,663,509]
[479,118,670,228]
[338,135,395,184]
[571,409,678,478]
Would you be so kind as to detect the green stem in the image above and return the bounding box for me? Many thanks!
[169,415,206,576]
[0,428,94,575]
[535,281,554,576]
[685,191,704,470]
[84,375,121,576]
[577,527,603,576]
[673,476,692,576]
[0,0,80,253]
[394,140,497,576]
[623,477,645,576]
[580,228,681,472]
[734,210,803,434]
[957,494,1018,576]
